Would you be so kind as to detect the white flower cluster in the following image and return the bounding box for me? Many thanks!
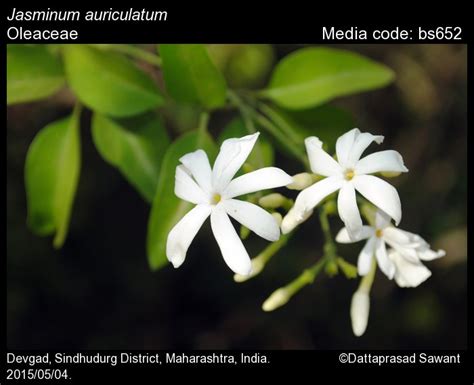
[166,128,445,336]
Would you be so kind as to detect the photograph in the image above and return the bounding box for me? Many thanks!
[7,42,467,355]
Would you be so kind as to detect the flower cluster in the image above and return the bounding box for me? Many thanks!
[166,128,445,337]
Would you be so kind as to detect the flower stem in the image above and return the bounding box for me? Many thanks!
[290,257,328,292]
[257,101,305,146]
[227,90,265,168]
[359,257,377,294]
[227,90,256,133]
[260,232,291,265]
[262,200,340,310]
[235,232,292,282]
[254,113,310,169]
[262,255,328,311]
[92,44,162,66]
[198,111,210,135]
[319,203,337,260]
[228,90,309,169]
[197,111,210,148]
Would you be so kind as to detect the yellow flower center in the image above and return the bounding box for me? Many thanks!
[375,229,383,238]
[212,193,222,205]
[344,169,355,181]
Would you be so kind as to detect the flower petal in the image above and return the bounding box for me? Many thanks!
[418,247,446,261]
[388,243,420,264]
[179,149,213,192]
[375,209,392,229]
[383,227,418,246]
[210,205,252,275]
[355,150,408,175]
[353,175,402,225]
[305,137,342,176]
[166,204,212,268]
[336,128,360,168]
[281,206,313,234]
[389,250,432,288]
[382,227,443,264]
[358,236,376,276]
[223,167,293,199]
[212,132,259,191]
[223,199,280,241]
[336,226,374,244]
[375,238,395,279]
[175,166,208,204]
[346,132,384,166]
[338,183,363,238]
[292,176,343,220]
[351,290,370,337]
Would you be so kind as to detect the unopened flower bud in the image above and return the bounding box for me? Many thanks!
[350,290,370,337]
[337,257,358,279]
[259,193,286,209]
[262,288,290,312]
[287,173,314,190]
[271,212,283,226]
[325,260,339,277]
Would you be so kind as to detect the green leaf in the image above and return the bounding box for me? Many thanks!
[63,45,163,117]
[261,47,395,109]
[147,131,217,270]
[159,44,227,109]
[7,44,65,104]
[25,111,81,248]
[160,99,202,135]
[218,117,274,169]
[92,113,170,202]
[208,44,275,89]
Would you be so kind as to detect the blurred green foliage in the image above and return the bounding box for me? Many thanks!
[24,111,80,248]
[92,113,169,202]
[7,45,64,104]
[63,45,164,116]
[159,44,227,109]
[262,47,394,109]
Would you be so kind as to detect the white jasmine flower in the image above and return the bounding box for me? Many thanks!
[282,128,408,238]
[166,132,293,276]
[336,209,445,286]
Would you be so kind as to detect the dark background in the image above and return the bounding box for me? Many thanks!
[7,44,467,349]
